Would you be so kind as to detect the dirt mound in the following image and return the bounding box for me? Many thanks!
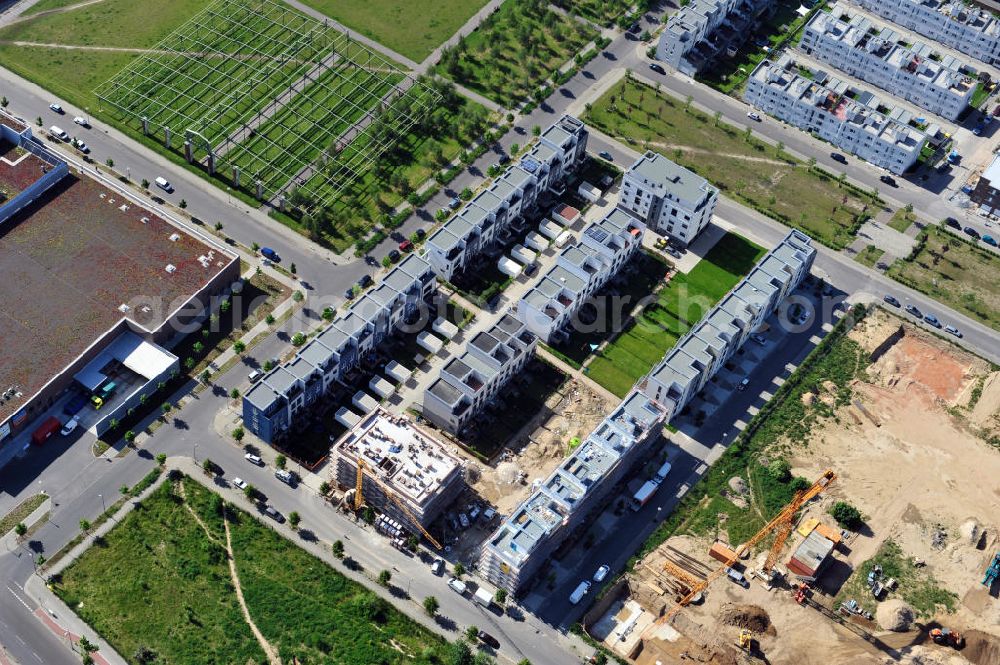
[718,603,775,636]
[876,599,914,631]
[728,477,747,495]
[963,630,1000,665]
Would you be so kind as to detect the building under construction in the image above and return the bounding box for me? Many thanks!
[330,407,465,529]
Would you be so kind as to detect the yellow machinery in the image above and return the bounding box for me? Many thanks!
[655,469,836,624]
[353,457,443,550]
[737,629,752,651]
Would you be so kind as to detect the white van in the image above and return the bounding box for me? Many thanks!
[49,125,69,141]
[154,176,173,192]
[569,580,591,605]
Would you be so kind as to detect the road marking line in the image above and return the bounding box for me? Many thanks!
[5,584,32,612]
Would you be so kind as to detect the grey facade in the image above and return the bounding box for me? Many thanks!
[657,0,776,76]
[243,254,436,443]
[422,314,538,434]
[618,151,718,246]
[425,115,588,281]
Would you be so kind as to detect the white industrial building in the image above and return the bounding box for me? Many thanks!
[517,208,644,344]
[745,54,931,174]
[854,0,1000,66]
[618,151,718,246]
[425,115,588,281]
[657,0,776,76]
[422,314,538,435]
[799,5,976,121]
[330,408,465,529]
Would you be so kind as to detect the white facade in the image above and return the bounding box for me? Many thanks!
[517,208,644,344]
[657,0,776,76]
[855,0,1000,66]
[618,151,718,245]
[745,54,929,174]
[799,5,976,121]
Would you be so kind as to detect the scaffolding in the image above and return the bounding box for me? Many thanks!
[94,0,439,210]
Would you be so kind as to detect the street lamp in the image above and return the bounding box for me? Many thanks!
[193,442,198,462]
[99,494,106,513]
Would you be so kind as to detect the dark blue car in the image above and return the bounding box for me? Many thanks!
[260,247,280,262]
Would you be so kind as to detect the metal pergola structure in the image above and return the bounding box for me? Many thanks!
[94,0,439,210]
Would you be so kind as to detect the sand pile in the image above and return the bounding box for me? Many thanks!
[875,599,914,632]
[718,603,775,636]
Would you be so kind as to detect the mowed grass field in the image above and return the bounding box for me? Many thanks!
[584,78,877,249]
[300,0,489,63]
[587,233,765,397]
[888,226,1000,331]
[55,476,456,664]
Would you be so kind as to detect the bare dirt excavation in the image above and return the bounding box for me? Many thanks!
[590,309,1000,665]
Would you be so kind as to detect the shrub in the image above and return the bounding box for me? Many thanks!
[829,501,864,529]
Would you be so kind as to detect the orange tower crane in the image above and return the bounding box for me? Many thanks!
[353,457,443,550]
[655,469,836,624]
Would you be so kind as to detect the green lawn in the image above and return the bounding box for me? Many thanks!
[584,78,877,249]
[887,226,1000,331]
[299,0,489,63]
[887,207,916,233]
[55,476,461,664]
[586,234,765,397]
[21,0,92,16]
[437,0,598,106]
[854,244,885,268]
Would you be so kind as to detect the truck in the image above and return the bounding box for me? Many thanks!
[630,480,659,511]
[569,581,591,605]
[654,461,672,483]
[31,416,61,445]
[473,587,494,608]
[62,393,88,416]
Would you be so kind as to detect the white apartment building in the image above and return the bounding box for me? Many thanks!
[425,115,588,281]
[855,0,1000,66]
[517,208,644,344]
[657,0,776,76]
[799,5,976,121]
[745,54,930,174]
[618,151,718,246]
[422,314,537,434]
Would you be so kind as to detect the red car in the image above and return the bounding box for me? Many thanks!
[399,240,413,252]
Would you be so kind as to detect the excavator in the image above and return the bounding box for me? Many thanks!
[929,627,964,648]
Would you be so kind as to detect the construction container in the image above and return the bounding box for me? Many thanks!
[31,416,61,446]
[709,542,739,565]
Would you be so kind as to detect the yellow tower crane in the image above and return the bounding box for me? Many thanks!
[353,457,443,550]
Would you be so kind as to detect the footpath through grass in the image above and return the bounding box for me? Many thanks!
[584,78,878,249]
[632,305,870,562]
[300,0,489,62]
[55,476,459,664]
[887,225,1000,331]
[585,234,765,397]
[437,0,598,106]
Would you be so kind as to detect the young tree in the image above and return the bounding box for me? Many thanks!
[161,402,172,417]
[288,511,300,530]
[322,307,335,321]
[229,387,240,400]
[291,332,306,346]
[231,426,245,442]
[155,452,167,466]
[233,340,246,354]
[829,501,863,529]
[318,481,331,496]
[275,454,287,470]
[179,199,187,209]
[331,539,345,558]
[453,561,466,577]
[124,431,137,444]
[494,588,507,605]
[202,458,215,474]
[140,178,149,189]
[423,595,440,616]
[243,484,256,501]
[378,569,392,586]
[465,625,480,642]
[119,484,129,495]
[14,523,27,539]
[105,158,114,169]
[79,519,91,533]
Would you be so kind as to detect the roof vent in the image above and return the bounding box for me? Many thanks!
[169,233,180,242]
[118,303,131,313]
[140,216,149,224]
[165,264,177,274]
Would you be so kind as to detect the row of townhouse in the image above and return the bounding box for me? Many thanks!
[855,0,1000,66]
[618,151,719,247]
[242,253,437,443]
[479,390,668,594]
[745,53,931,174]
[425,115,589,282]
[799,4,977,121]
[657,0,776,76]
[642,230,816,410]
[517,208,645,344]
[421,314,538,435]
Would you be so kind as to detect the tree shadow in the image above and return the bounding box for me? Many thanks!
[389,585,409,600]
[298,529,317,543]
[434,615,457,632]
[173,418,189,430]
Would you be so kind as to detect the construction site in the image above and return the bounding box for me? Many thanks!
[584,308,1000,665]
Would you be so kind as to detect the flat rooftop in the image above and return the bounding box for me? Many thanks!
[0,140,53,199]
[0,174,235,423]
[331,408,462,508]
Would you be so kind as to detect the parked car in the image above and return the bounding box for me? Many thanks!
[524,262,539,277]
[598,150,613,161]
[448,577,467,594]
[879,175,897,187]
[73,116,89,127]
[244,452,264,466]
[232,477,248,491]
[751,333,767,345]
[49,103,64,114]
[944,325,962,337]
[431,559,444,576]
[388,249,401,262]
[248,369,263,383]
[905,304,922,317]
[154,176,173,192]
[48,125,69,141]
[263,505,285,523]
[497,153,510,165]
[882,295,901,307]
[75,141,90,154]
[964,226,981,239]
[665,246,681,259]
[448,197,462,210]
[593,565,610,583]
[983,234,998,246]
[648,63,666,75]
[923,313,942,328]
[260,247,280,262]
[737,377,750,391]
[414,228,426,239]
[746,111,762,122]
[275,469,295,486]
[60,417,79,436]
[344,288,355,299]
[830,152,847,164]
[944,217,962,230]
[364,255,378,266]
[477,631,501,650]
[358,274,373,288]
